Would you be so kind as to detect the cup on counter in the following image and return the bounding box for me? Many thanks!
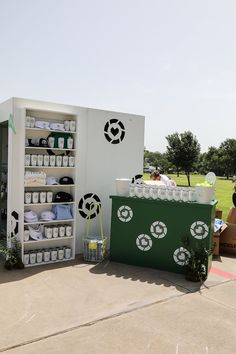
[129,184,136,197]
[135,185,144,198]
[158,186,167,200]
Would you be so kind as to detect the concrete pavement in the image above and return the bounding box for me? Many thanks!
[0,255,236,353]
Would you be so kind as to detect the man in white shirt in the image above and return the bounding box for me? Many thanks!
[149,171,176,187]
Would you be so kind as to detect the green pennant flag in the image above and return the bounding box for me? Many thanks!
[8,113,16,134]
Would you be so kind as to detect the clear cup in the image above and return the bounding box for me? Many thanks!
[151,186,158,200]
[135,185,144,198]
[129,184,136,197]
[143,185,151,199]
[173,187,181,201]
[181,188,189,202]
[158,186,167,200]
[189,188,197,202]
[166,188,174,201]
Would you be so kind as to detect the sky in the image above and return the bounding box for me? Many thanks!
[0,0,236,153]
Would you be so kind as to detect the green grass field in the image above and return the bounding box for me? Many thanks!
[143,173,234,221]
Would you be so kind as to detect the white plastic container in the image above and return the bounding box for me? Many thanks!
[115,178,131,197]
[195,186,215,204]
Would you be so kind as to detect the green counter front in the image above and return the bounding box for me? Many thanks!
[110,196,217,274]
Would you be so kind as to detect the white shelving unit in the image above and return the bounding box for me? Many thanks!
[23,108,78,267]
[0,97,145,269]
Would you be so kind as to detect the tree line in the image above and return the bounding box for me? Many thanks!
[144,131,236,186]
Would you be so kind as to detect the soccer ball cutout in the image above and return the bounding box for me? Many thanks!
[104,119,125,144]
[136,234,152,251]
[190,221,209,240]
[131,174,143,185]
[117,205,133,222]
[173,247,191,266]
[78,193,101,219]
[150,221,167,239]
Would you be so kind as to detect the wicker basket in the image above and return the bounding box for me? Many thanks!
[83,203,106,262]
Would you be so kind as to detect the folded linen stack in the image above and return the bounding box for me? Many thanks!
[24,172,46,186]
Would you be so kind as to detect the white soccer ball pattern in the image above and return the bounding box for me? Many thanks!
[136,234,152,251]
[173,247,191,266]
[117,205,133,222]
[150,221,167,239]
[190,221,209,240]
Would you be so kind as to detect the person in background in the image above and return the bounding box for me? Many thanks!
[150,171,176,187]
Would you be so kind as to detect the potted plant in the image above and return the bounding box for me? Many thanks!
[0,237,24,270]
[182,235,212,282]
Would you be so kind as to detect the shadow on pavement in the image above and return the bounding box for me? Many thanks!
[89,259,202,293]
